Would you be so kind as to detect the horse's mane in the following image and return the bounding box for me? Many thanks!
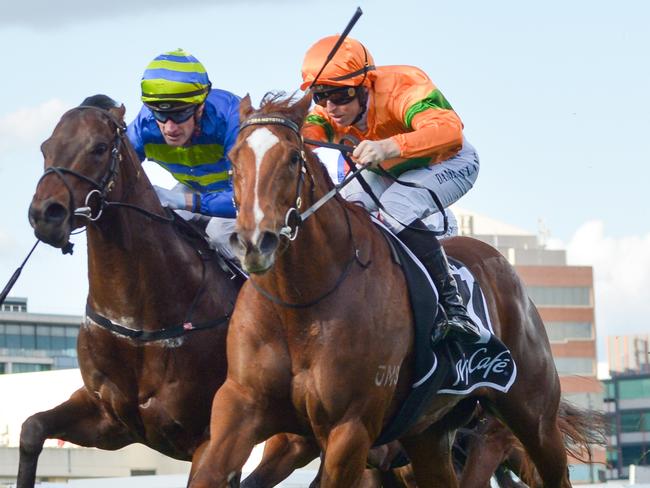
[80,94,121,110]
[256,92,335,187]
[257,91,302,116]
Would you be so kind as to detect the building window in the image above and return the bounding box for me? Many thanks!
[554,357,594,375]
[621,445,650,466]
[5,325,21,349]
[545,321,593,342]
[620,411,650,433]
[527,286,591,307]
[20,324,36,349]
[0,363,5,374]
[131,469,156,476]
[12,363,51,374]
[619,378,650,400]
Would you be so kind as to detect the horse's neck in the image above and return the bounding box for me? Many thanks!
[85,166,201,322]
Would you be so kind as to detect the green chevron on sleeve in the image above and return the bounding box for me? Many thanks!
[305,114,335,142]
[404,89,454,130]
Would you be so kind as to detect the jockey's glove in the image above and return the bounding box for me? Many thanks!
[153,185,187,210]
[352,138,400,169]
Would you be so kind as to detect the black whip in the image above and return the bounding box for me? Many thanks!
[0,240,40,305]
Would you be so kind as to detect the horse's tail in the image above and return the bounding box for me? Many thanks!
[506,399,606,487]
[556,399,607,463]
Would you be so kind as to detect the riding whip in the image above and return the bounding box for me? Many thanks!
[309,7,363,89]
[0,239,39,305]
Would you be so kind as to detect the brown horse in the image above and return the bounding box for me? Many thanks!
[187,91,578,488]
[22,97,242,487]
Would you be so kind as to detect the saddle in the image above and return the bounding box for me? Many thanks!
[372,220,517,446]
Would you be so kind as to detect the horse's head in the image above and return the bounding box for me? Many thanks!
[228,92,313,274]
[28,96,128,248]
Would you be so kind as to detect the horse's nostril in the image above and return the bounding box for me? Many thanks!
[229,232,245,252]
[43,202,68,224]
[258,231,279,255]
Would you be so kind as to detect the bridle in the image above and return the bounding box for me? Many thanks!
[238,115,313,241]
[36,105,231,341]
[37,106,173,232]
[237,113,370,309]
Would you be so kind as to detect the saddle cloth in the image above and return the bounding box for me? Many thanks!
[372,219,517,446]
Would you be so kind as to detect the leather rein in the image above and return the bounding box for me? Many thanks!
[39,106,230,342]
[237,115,370,309]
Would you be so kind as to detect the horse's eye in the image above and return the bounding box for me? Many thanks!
[289,152,302,167]
[92,143,108,156]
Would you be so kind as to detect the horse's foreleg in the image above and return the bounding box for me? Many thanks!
[189,380,265,488]
[319,420,372,488]
[400,423,459,488]
[241,433,320,488]
[17,388,133,488]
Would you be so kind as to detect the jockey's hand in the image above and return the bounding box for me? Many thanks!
[153,185,187,210]
[352,138,400,169]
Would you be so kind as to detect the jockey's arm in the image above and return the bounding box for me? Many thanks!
[195,189,236,218]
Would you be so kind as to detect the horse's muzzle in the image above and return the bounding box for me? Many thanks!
[229,229,280,274]
[28,198,71,248]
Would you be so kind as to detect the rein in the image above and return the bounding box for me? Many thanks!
[38,106,173,230]
[38,105,230,341]
[238,114,370,309]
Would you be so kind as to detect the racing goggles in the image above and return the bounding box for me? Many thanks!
[312,86,358,107]
[150,105,197,124]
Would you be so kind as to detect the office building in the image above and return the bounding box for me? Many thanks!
[0,297,81,374]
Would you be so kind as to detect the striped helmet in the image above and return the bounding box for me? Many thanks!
[141,49,211,109]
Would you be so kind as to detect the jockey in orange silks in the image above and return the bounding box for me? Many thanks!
[301,36,481,345]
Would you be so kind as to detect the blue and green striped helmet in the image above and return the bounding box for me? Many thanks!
[141,49,211,108]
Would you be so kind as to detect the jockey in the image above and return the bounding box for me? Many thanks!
[126,49,240,259]
[301,36,481,344]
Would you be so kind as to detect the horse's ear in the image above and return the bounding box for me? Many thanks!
[109,104,126,124]
[291,92,313,128]
[239,94,255,122]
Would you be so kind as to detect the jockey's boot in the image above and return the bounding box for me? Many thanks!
[397,219,481,346]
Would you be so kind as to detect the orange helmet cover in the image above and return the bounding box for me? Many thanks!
[301,36,375,91]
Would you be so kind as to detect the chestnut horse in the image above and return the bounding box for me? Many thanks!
[22,98,242,487]
[187,92,576,488]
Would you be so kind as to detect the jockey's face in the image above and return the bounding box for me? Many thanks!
[323,96,362,127]
[155,104,204,146]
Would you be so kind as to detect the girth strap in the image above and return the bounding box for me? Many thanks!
[85,304,229,342]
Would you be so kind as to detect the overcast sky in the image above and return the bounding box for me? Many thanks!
[1,0,649,366]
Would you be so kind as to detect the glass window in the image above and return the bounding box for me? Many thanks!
[36,325,51,350]
[20,324,35,349]
[620,412,650,433]
[6,325,21,349]
[0,324,5,348]
[12,363,51,374]
[619,378,650,400]
[554,357,594,375]
[545,321,592,342]
[527,286,591,307]
[621,444,650,466]
[65,327,78,350]
[50,326,65,350]
[0,363,5,374]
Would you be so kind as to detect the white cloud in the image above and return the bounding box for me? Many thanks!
[567,220,650,338]
[0,99,70,151]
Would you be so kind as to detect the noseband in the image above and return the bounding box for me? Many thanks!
[38,106,126,223]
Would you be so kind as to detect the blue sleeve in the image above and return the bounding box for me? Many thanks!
[126,107,147,162]
[198,189,236,218]
[223,95,241,155]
